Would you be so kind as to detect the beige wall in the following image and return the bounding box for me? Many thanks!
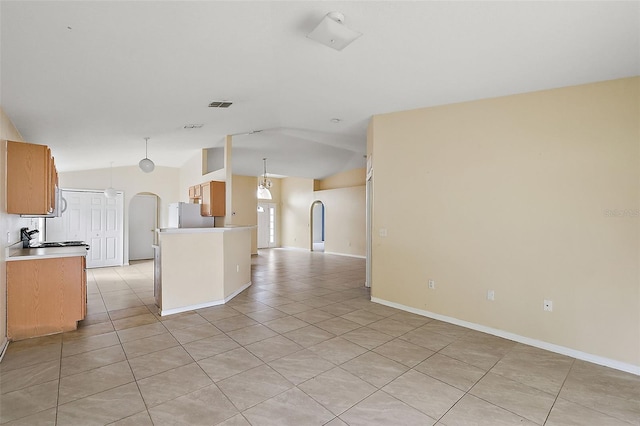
[179,150,226,203]
[160,232,225,309]
[59,166,181,264]
[315,168,366,190]
[370,77,640,368]
[223,229,252,297]
[158,228,252,314]
[280,174,366,257]
[315,186,366,257]
[280,177,315,249]
[0,108,35,351]
[229,175,258,254]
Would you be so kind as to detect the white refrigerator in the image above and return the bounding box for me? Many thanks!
[168,202,215,228]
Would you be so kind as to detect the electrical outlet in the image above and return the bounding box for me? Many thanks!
[7,232,10,243]
[379,228,388,237]
[487,290,495,301]
[543,299,553,312]
[428,280,435,289]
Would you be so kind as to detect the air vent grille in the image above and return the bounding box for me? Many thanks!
[208,101,233,108]
[184,124,204,129]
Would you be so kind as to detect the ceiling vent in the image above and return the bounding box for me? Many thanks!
[208,101,233,108]
[184,124,204,129]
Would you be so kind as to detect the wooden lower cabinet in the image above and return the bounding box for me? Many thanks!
[7,256,87,340]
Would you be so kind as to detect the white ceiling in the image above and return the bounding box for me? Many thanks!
[1,1,638,179]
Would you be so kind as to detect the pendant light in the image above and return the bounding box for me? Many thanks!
[257,158,272,200]
[104,162,117,198]
[139,137,155,173]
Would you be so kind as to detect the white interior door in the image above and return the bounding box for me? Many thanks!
[129,194,157,260]
[47,189,124,268]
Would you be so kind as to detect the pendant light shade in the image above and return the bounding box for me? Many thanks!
[104,162,117,198]
[257,158,272,200]
[139,137,155,173]
[104,187,117,198]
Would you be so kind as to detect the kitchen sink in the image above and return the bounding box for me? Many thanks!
[32,241,89,248]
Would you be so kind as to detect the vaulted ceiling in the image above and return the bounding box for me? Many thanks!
[1,1,638,178]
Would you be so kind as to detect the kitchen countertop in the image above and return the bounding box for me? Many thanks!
[158,226,256,234]
[6,245,89,261]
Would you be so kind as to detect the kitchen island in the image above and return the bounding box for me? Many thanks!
[155,226,253,316]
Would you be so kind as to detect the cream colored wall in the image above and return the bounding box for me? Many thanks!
[280,177,315,249]
[159,232,225,309]
[371,77,640,368]
[59,166,181,264]
[179,150,225,203]
[0,108,34,351]
[158,228,252,313]
[223,229,252,297]
[230,175,258,254]
[315,186,366,257]
[316,168,366,190]
[179,150,204,202]
[279,174,366,257]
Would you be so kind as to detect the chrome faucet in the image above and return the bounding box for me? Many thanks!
[20,227,39,248]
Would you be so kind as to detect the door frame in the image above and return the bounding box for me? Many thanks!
[128,193,159,260]
[309,200,325,252]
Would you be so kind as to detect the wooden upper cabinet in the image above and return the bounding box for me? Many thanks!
[200,180,225,217]
[7,141,58,214]
[188,184,202,200]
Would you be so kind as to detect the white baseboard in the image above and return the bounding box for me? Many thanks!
[160,281,252,316]
[278,246,365,259]
[371,297,640,376]
[324,251,366,259]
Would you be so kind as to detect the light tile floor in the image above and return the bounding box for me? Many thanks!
[1,248,639,425]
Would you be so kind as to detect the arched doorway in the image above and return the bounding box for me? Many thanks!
[310,200,325,252]
[129,193,159,260]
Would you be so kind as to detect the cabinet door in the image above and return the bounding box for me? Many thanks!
[81,256,87,318]
[209,181,225,217]
[50,156,58,213]
[7,256,84,340]
[200,182,211,216]
[7,141,53,214]
[200,181,226,217]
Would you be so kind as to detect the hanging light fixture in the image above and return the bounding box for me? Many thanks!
[139,137,155,173]
[104,161,117,198]
[257,158,272,200]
